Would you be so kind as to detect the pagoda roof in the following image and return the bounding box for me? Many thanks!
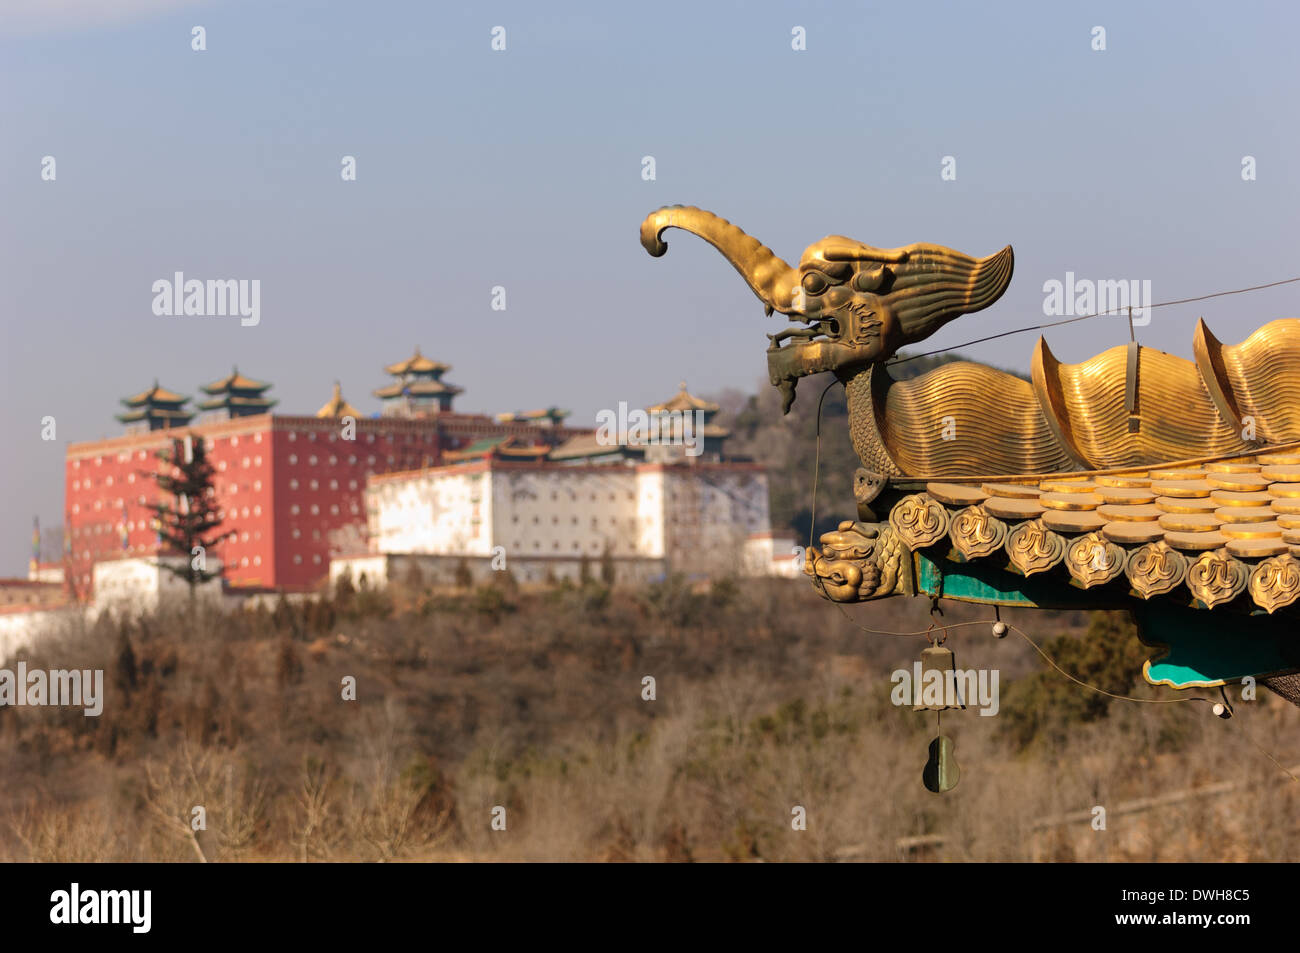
[549,433,643,462]
[196,394,279,411]
[373,379,464,399]
[316,382,362,419]
[496,407,571,423]
[201,367,272,395]
[649,382,719,414]
[121,381,190,408]
[384,348,451,377]
[870,446,1300,614]
[115,407,193,423]
[444,435,550,463]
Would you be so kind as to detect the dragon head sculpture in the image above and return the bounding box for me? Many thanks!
[640,205,1014,412]
[805,520,911,603]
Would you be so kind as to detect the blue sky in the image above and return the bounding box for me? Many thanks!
[3,0,1299,572]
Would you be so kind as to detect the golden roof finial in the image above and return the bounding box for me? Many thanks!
[316,380,360,418]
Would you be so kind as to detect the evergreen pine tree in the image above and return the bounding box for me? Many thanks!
[144,437,233,605]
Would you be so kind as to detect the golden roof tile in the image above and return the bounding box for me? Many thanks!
[202,367,272,394]
[383,347,451,376]
[647,381,720,414]
[122,381,189,406]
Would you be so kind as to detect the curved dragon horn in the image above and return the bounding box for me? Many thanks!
[889,244,1015,343]
[640,206,797,314]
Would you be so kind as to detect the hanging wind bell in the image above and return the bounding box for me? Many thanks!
[917,625,961,793]
[923,731,960,795]
[913,625,965,712]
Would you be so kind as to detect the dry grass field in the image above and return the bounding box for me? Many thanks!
[2,575,1296,862]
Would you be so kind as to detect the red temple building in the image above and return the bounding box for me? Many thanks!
[64,353,584,599]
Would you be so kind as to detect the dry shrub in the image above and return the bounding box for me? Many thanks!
[0,581,1295,862]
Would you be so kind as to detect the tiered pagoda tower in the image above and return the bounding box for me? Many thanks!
[373,348,462,417]
[198,368,277,419]
[647,382,731,462]
[115,381,194,432]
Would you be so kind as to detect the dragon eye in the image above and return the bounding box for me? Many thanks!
[801,272,828,295]
[852,266,889,293]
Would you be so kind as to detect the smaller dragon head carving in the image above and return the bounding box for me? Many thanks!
[805,520,908,603]
[640,206,1013,412]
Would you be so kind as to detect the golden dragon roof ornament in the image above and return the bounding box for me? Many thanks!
[640,204,1300,711]
[639,205,1300,479]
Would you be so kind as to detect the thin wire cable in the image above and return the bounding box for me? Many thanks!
[1221,705,1300,784]
[1008,623,1203,705]
[888,274,1300,366]
[806,377,840,552]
